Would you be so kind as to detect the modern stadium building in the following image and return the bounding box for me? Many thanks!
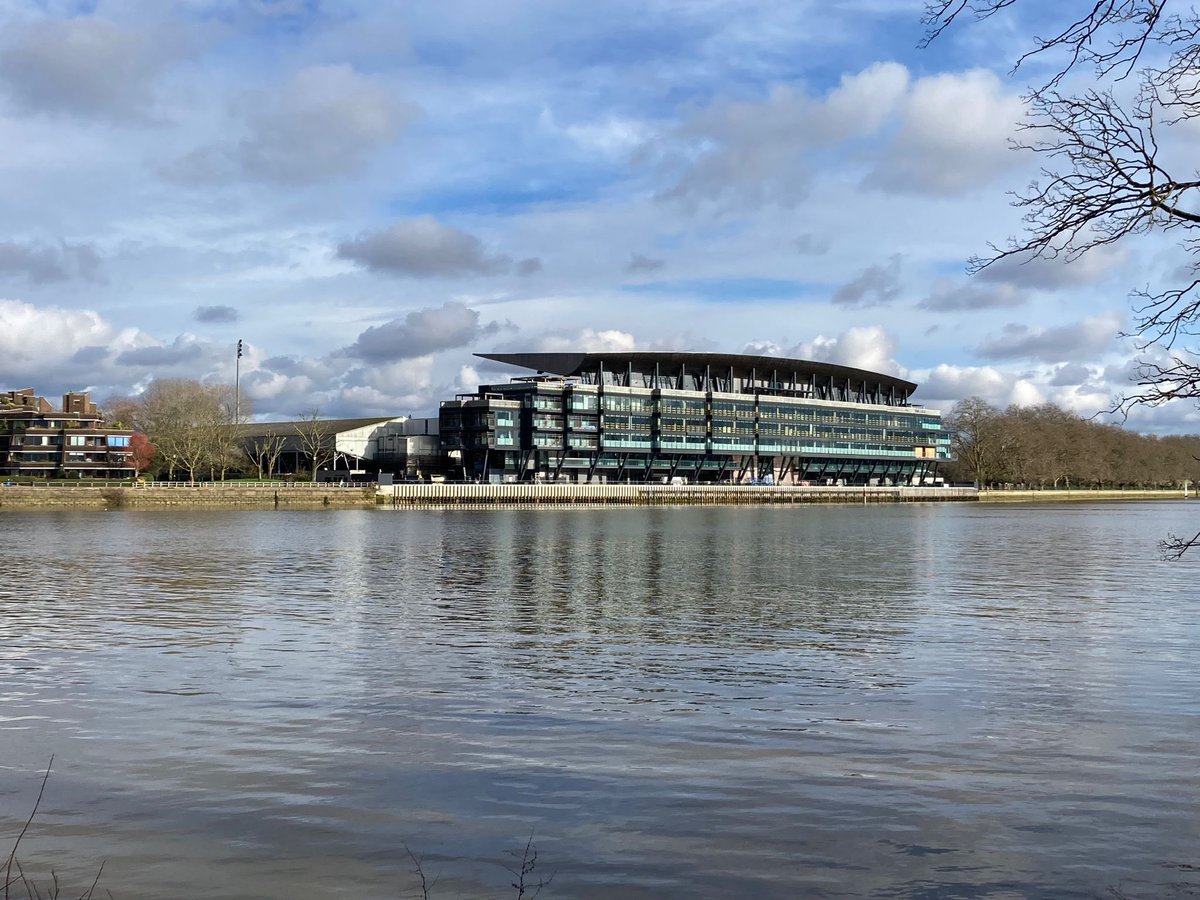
[439,351,951,485]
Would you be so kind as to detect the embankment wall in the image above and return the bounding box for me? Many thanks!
[3,484,1189,511]
[0,484,374,510]
[381,483,979,506]
[978,489,1190,503]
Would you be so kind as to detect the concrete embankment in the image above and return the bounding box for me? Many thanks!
[0,484,375,510]
[382,483,978,506]
[978,488,1191,503]
[4,484,1188,510]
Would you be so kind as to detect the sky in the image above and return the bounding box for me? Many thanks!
[0,0,1195,432]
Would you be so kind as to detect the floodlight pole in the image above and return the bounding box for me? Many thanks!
[235,339,243,423]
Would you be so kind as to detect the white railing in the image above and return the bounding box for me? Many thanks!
[0,479,372,489]
[381,483,978,505]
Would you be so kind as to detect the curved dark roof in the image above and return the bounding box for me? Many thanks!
[476,351,918,393]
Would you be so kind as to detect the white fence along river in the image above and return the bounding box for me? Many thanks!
[381,482,979,506]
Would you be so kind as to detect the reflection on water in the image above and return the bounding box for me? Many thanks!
[1,503,1198,899]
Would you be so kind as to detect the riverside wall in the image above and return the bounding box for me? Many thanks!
[3,483,1190,511]
[381,483,979,506]
[0,483,375,510]
[978,488,1191,503]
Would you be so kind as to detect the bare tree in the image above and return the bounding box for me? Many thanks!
[295,409,333,482]
[925,0,1200,551]
[135,379,234,483]
[247,430,286,479]
[946,397,1004,486]
[212,387,251,480]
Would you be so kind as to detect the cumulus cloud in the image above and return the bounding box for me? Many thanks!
[0,240,99,283]
[832,255,902,307]
[625,252,665,274]
[338,217,512,278]
[976,314,1124,362]
[658,62,910,210]
[914,362,1045,408]
[743,340,784,357]
[533,328,638,353]
[336,356,437,416]
[0,298,147,391]
[758,325,904,376]
[1,299,115,364]
[343,301,505,362]
[194,304,239,324]
[817,327,901,374]
[171,65,411,185]
[457,365,482,392]
[0,16,172,120]
[864,69,1026,195]
[657,62,1026,210]
[484,328,639,365]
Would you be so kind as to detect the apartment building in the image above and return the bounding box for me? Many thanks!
[0,389,135,478]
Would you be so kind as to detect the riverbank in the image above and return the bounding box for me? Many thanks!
[2,484,1190,510]
[0,482,979,509]
[978,488,1191,503]
[0,483,375,510]
[382,483,979,506]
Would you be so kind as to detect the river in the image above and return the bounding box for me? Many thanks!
[1,503,1197,898]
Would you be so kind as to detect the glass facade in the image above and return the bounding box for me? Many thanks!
[440,353,952,485]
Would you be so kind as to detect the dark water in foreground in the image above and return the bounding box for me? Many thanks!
[0,503,1198,899]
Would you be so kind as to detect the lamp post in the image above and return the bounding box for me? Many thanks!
[235,339,243,424]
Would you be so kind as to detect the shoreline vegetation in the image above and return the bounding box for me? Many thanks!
[0,482,1191,511]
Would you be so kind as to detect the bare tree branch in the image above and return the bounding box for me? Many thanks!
[925,2,1200,553]
[923,1,1167,88]
[1161,528,1200,559]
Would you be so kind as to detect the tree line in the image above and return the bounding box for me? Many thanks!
[106,378,332,482]
[944,397,1200,490]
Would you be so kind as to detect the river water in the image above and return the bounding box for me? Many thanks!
[1,502,1198,899]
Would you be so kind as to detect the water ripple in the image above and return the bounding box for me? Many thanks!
[0,504,1198,899]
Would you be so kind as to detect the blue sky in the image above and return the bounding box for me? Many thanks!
[0,0,1193,432]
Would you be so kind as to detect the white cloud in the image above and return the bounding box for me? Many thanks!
[0,298,126,362]
[525,328,639,354]
[790,325,905,376]
[562,115,654,159]
[657,62,1024,210]
[913,362,1045,409]
[864,69,1026,195]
